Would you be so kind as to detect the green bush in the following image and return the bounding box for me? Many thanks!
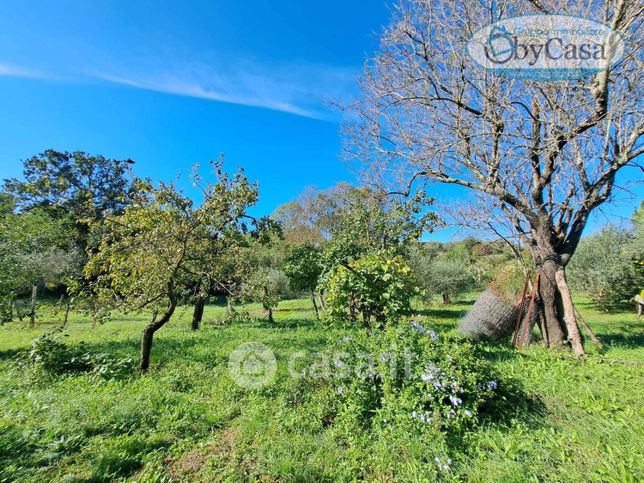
[326,322,503,438]
[324,254,418,329]
[0,295,13,323]
[26,332,134,378]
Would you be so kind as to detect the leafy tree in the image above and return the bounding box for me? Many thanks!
[0,207,80,322]
[415,258,474,305]
[0,193,15,216]
[568,225,643,310]
[283,244,324,318]
[3,150,136,247]
[317,187,436,294]
[275,183,436,257]
[273,183,360,244]
[325,254,418,332]
[245,268,290,323]
[83,162,258,372]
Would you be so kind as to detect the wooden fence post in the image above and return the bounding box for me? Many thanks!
[29,285,37,328]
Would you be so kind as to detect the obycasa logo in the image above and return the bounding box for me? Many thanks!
[468,15,624,80]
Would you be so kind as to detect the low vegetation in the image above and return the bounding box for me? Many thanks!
[0,297,641,482]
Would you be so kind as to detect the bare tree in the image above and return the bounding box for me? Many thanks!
[345,0,643,356]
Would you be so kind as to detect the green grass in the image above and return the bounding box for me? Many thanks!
[0,296,642,482]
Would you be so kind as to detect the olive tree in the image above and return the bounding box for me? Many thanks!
[568,225,643,310]
[283,244,324,318]
[417,259,474,305]
[347,0,643,355]
[245,268,290,323]
[83,162,258,372]
[0,205,80,323]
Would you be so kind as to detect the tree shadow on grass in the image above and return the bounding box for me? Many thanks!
[23,318,333,372]
[263,317,319,330]
[598,331,644,349]
[0,348,24,362]
[445,342,548,453]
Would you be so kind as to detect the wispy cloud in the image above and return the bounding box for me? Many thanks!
[0,62,47,79]
[0,56,359,120]
[90,58,358,121]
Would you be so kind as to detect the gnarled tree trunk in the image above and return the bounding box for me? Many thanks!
[140,282,178,373]
[533,230,585,356]
[537,258,566,348]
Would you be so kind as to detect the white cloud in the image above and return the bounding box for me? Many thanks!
[0,56,359,120]
[90,58,358,121]
[0,62,46,79]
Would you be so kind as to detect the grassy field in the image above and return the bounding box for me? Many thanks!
[0,296,642,482]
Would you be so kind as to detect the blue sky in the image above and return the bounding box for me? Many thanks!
[0,0,640,241]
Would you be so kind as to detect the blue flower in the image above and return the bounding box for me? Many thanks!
[337,386,344,395]
[449,396,463,407]
[411,321,428,334]
[428,330,438,341]
[434,457,452,472]
[486,380,498,391]
[412,411,432,424]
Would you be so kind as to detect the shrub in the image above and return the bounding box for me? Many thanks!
[283,244,323,294]
[325,322,504,438]
[324,254,418,330]
[26,332,134,378]
[0,296,13,323]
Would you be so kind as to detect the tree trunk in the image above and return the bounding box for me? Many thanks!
[535,251,586,356]
[29,285,37,328]
[349,292,357,323]
[319,290,326,310]
[554,267,586,357]
[226,299,234,319]
[63,303,71,326]
[442,292,451,305]
[310,291,320,319]
[537,259,566,347]
[267,307,274,323]
[192,296,206,331]
[537,310,549,347]
[140,284,178,373]
[363,311,372,334]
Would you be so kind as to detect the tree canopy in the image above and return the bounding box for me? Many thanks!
[82,162,258,371]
